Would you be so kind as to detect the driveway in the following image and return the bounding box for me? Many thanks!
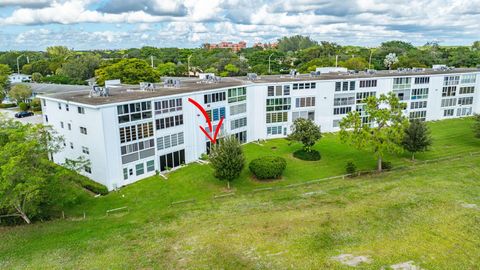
[0,107,44,125]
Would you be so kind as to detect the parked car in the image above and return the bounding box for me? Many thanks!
[14,111,34,118]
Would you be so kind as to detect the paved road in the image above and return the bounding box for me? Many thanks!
[0,108,43,125]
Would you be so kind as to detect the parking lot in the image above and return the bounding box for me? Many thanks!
[0,107,43,125]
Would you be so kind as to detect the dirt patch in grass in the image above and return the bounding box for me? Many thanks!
[331,254,372,267]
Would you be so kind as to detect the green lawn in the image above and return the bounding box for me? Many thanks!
[0,117,479,269]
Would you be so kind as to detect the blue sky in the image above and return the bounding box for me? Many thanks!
[0,0,479,51]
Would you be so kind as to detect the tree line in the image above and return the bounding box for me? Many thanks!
[1,36,480,88]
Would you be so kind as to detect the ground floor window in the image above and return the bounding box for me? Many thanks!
[123,168,128,180]
[84,165,91,174]
[146,160,155,172]
[136,163,144,175]
[233,131,247,143]
[267,126,283,135]
[159,149,185,171]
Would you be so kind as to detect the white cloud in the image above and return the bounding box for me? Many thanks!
[1,0,480,50]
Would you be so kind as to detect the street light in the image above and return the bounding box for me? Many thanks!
[187,55,192,77]
[16,54,29,74]
[368,49,374,70]
[268,53,274,74]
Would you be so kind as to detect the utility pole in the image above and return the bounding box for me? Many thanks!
[187,55,193,77]
[150,55,154,68]
[368,49,373,69]
[268,53,274,74]
[335,55,338,67]
[16,55,24,74]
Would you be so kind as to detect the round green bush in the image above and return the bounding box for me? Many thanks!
[292,149,321,161]
[249,156,287,180]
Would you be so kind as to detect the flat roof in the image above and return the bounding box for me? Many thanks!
[40,68,479,106]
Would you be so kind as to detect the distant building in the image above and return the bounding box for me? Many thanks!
[9,73,31,83]
[205,41,247,52]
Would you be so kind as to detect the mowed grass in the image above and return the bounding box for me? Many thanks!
[0,117,479,269]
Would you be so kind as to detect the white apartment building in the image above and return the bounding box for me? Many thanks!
[38,68,480,190]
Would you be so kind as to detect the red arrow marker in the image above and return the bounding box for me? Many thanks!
[188,98,224,144]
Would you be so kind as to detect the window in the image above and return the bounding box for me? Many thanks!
[159,149,185,171]
[42,99,46,106]
[60,121,64,129]
[204,92,226,104]
[70,142,74,149]
[266,98,291,111]
[284,85,290,96]
[154,98,182,115]
[335,81,355,91]
[120,138,155,164]
[157,132,184,151]
[461,74,476,84]
[333,119,341,127]
[123,168,128,180]
[66,104,69,111]
[442,86,456,97]
[77,107,85,114]
[58,103,62,110]
[410,101,427,109]
[205,107,226,121]
[80,127,87,135]
[393,77,411,90]
[458,97,473,105]
[457,107,472,116]
[230,103,246,116]
[444,76,459,86]
[296,97,316,107]
[266,112,288,123]
[459,86,475,94]
[45,115,48,123]
[146,160,155,172]
[414,77,430,84]
[118,101,152,123]
[268,85,291,96]
[410,111,427,121]
[155,115,184,130]
[230,117,247,130]
[292,111,314,121]
[444,109,454,117]
[267,126,283,135]
[333,107,352,115]
[441,98,456,107]
[355,92,375,103]
[227,87,247,103]
[293,82,316,90]
[82,146,90,154]
[333,96,355,106]
[359,80,377,88]
[119,122,154,143]
[135,163,144,176]
[84,165,91,174]
[411,88,428,100]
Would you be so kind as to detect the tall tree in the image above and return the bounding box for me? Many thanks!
[0,118,69,224]
[57,54,101,81]
[0,64,12,89]
[209,136,245,189]
[9,84,32,103]
[340,57,368,70]
[277,35,318,52]
[402,120,432,160]
[95,58,161,85]
[287,118,322,152]
[340,93,408,171]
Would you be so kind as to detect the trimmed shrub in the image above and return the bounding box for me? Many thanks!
[381,161,393,170]
[18,102,29,112]
[0,103,16,109]
[249,156,287,180]
[293,149,321,161]
[345,161,357,175]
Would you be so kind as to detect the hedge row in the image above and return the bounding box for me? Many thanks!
[75,175,109,195]
[0,103,16,109]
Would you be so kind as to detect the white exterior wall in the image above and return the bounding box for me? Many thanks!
[39,71,480,190]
